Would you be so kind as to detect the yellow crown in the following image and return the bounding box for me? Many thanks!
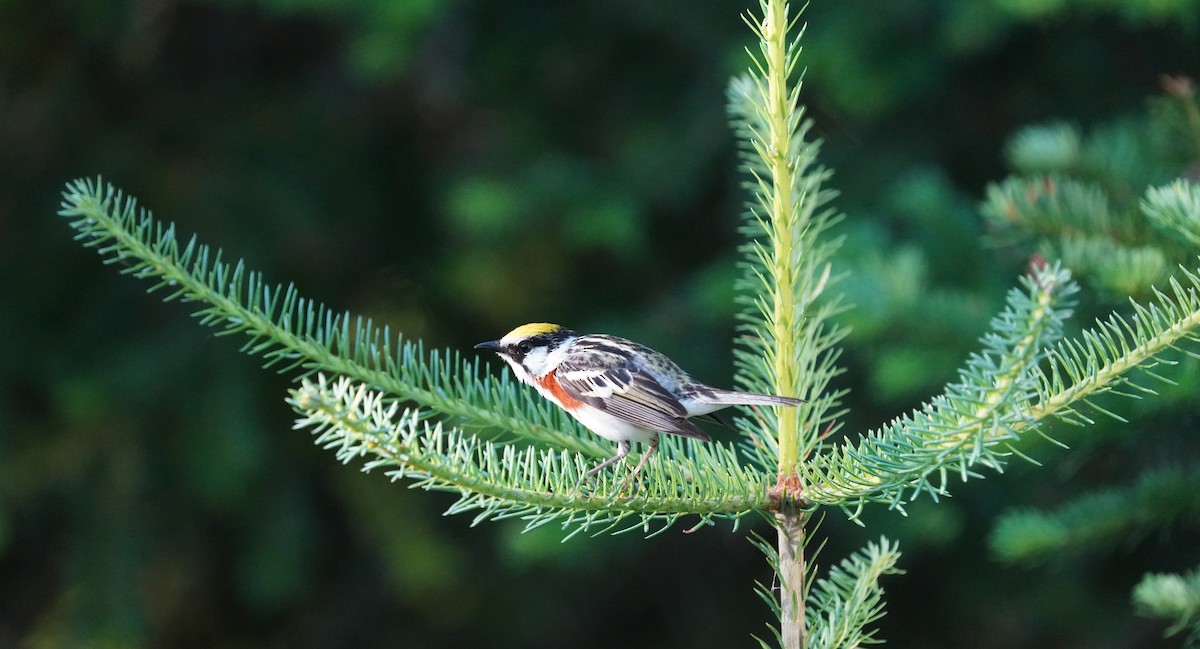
[505,322,563,339]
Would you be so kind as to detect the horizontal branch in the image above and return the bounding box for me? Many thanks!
[798,264,1074,514]
[290,375,776,537]
[1028,264,1200,424]
[58,177,606,457]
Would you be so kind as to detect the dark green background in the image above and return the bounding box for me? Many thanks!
[3,1,1198,647]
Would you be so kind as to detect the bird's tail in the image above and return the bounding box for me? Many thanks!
[690,388,803,412]
[712,390,803,407]
[681,386,803,416]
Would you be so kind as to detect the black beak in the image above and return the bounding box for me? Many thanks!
[474,340,502,352]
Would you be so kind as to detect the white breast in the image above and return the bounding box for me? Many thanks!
[568,405,659,444]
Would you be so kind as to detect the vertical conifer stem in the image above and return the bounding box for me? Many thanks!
[765,0,799,479]
[777,508,807,647]
[761,1,807,645]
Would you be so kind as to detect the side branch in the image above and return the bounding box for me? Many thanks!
[1028,267,1200,424]
[799,265,1074,512]
[290,375,775,536]
[58,178,603,456]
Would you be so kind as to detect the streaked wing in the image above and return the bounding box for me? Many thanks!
[555,348,709,441]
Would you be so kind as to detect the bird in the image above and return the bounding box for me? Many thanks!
[474,322,802,486]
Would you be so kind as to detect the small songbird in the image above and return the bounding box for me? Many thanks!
[474,323,802,484]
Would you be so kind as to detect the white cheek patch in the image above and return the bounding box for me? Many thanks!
[501,356,533,385]
[521,347,551,377]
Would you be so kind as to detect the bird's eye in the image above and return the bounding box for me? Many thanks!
[516,341,533,355]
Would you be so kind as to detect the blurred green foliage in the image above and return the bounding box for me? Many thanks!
[977,71,1200,646]
[2,0,1198,647]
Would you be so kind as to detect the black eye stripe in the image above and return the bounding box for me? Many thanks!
[506,328,576,360]
[506,338,540,360]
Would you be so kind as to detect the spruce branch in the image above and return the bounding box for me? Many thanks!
[1005,122,1083,174]
[802,256,1200,516]
[1133,567,1200,643]
[956,84,1200,646]
[1054,234,1169,298]
[1144,180,1200,249]
[731,2,847,479]
[990,466,1200,564]
[57,178,605,458]
[799,264,1076,514]
[804,538,903,649]
[981,105,1200,298]
[290,375,774,537]
[59,178,786,528]
[981,174,1176,297]
[982,176,1118,244]
[1028,262,1200,426]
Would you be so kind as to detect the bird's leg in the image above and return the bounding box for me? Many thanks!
[572,439,631,496]
[621,435,659,495]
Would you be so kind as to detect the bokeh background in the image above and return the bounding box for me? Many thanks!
[3,1,1199,647]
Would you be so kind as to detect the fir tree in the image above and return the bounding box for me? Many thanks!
[56,1,1200,645]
